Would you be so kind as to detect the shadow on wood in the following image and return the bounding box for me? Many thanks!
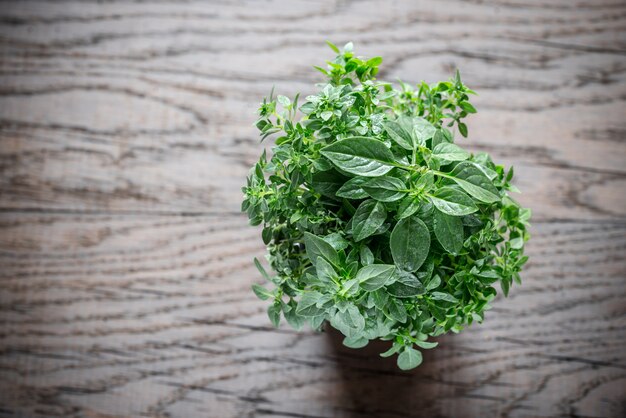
[324,324,460,418]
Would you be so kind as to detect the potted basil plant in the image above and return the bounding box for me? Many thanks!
[242,42,530,370]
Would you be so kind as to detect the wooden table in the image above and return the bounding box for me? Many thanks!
[1,1,625,417]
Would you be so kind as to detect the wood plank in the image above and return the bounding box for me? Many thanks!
[0,214,624,417]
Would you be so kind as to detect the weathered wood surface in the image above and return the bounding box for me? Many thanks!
[0,1,624,417]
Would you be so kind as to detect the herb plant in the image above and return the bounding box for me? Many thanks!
[242,42,531,370]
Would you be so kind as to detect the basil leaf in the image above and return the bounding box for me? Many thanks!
[430,186,478,216]
[336,176,369,199]
[386,270,425,298]
[254,257,271,281]
[425,274,441,291]
[397,196,421,220]
[304,232,339,266]
[432,142,470,162]
[362,176,407,202]
[316,257,337,284]
[311,169,348,198]
[343,336,369,349]
[360,245,375,265]
[320,137,397,177]
[397,347,423,370]
[383,116,414,150]
[390,216,431,272]
[370,289,389,310]
[414,340,438,349]
[433,210,465,254]
[323,233,349,251]
[450,175,500,204]
[251,284,273,301]
[413,118,436,144]
[431,291,459,303]
[356,264,396,291]
[352,199,387,241]
[296,291,326,317]
[267,304,281,327]
[284,305,305,330]
[332,303,365,337]
[446,161,500,203]
[387,298,407,323]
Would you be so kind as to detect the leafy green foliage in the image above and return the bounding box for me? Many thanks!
[242,42,531,371]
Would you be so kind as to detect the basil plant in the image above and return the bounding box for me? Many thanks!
[242,42,530,370]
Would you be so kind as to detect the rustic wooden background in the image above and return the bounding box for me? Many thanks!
[0,1,625,417]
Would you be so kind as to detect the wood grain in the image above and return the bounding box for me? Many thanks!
[0,0,625,417]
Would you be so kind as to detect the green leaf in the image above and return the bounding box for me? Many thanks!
[326,40,340,54]
[267,304,281,327]
[431,291,459,303]
[425,274,441,291]
[284,305,305,330]
[397,196,421,220]
[352,199,387,241]
[380,343,402,358]
[332,303,365,337]
[458,121,468,137]
[343,336,369,348]
[320,137,398,177]
[459,101,477,114]
[296,291,326,317]
[316,257,337,284]
[342,278,360,296]
[447,175,499,204]
[386,270,425,298]
[311,169,348,198]
[430,186,478,216]
[304,232,339,266]
[356,264,396,291]
[387,298,407,323]
[254,257,271,281]
[446,162,500,203]
[432,142,470,162]
[308,315,325,331]
[336,176,369,199]
[397,347,422,370]
[323,233,350,251]
[414,340,438,349]
[510,237,524,250]
[413,118,436,144]
[320,110,333,121]
[433,210,464,254]
[362,177,407,202]
[390,216,431,272]
[383,117,414,150]
[252,284,273,301]
[366,56,383,66]
[277,95,290,107]
[370,289,389,310]
[360,245,374,265]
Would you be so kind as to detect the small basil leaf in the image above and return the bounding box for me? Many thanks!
[430,186,478,216]
[356,264,396,291]
[390,216,431,272]
[352,199,387,241]
[362,176,407,202]
[433,210,465,254]
[397,347,423,370]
